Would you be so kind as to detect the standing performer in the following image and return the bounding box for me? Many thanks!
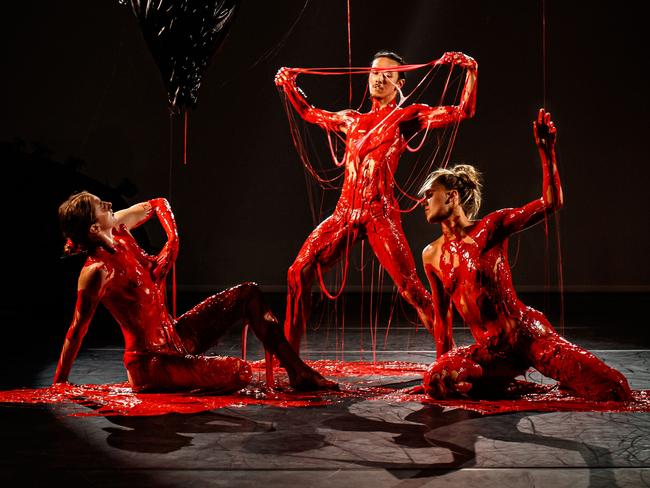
[55,192,337,392]
[419,109,631,401]
[275,50,478,354]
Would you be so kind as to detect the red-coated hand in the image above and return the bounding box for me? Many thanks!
[274,67,297,87]
[147,199,178,283]
[436,51,477,69]
[533,108,557,155]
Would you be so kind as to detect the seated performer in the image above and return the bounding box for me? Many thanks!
[418,109,631,401]
[275,50,477,355]
[54,191,336,392]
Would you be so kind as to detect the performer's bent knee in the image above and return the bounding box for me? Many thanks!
[233,281,261,299]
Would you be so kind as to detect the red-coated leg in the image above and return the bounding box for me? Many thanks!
[175,282,337,391]
[520,310,632,401]
[126,353,252,393]
[284,213,359,352]
[527,331,632,401]
[365,212,451,355]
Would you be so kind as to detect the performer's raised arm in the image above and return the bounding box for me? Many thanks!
[413,52,478,129]
[484,109,562,247]
[115,198,179,282]
[275,67,354,132]
[53,264,108,384]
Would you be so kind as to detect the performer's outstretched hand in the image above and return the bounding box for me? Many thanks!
[437,51,477,69]
[533,108,557,156]
[275,67,297,87]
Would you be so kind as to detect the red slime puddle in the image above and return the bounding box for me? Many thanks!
[1,360,648,417]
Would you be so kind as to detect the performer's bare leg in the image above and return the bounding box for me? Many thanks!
[285,213,360,351]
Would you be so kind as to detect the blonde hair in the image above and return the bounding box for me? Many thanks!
[419,164,483,219]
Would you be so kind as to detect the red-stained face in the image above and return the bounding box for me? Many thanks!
[422,182,454,224]
[368,57,404,103]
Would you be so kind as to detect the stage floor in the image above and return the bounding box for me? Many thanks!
[1,316,649,488]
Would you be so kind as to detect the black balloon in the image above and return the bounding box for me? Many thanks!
[127,0,241,112]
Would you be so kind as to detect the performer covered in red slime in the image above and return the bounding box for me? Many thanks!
[419,109,631,401]
[54,192,337,393]
[276,51,478,354]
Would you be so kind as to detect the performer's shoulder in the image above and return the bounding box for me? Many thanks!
[79,260,110,290]
[422,238,442,262]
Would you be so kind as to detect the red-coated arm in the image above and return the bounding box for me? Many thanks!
[114,198,178,282]
[423,251,455,357]
[484,109,563,247]
[414,52,478,129]
[147,198,179,283]
[275,67,355,132]
[53,264,107,384]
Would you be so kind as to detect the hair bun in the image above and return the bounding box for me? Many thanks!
[63,238,85,256]
[454,164,482,189]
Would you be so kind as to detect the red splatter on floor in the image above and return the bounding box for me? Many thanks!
[1,361,648,417]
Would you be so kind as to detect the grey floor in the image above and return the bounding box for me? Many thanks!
[1,292,649,487]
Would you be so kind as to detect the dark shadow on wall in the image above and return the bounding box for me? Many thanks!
[0,139,151,386]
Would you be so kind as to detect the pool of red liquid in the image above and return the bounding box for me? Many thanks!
[1,360,648,416]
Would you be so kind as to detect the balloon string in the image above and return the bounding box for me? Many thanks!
[168,113,177,320]
[172,264,177,319]
[555,214,565,336]
[168,113,173,199]
[542,0,547,108]
[347,0,352,107]
[183,111,188,165]
[540,0,565,335]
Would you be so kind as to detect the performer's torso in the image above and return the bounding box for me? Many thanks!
[338,105,411,211]
[89,227,186,356]
[428,215,531,348]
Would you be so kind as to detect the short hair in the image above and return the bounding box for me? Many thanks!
[419,164,483,219]
[372,50,406,81]
[59,191,97,254]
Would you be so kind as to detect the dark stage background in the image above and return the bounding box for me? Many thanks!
[0,1,648,354]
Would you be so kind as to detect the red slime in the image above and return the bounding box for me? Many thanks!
[2,360,648,417]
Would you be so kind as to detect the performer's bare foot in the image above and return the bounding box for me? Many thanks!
[288,365,339,391]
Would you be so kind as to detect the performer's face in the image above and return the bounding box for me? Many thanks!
[369,57,404,101]
[422,183,454,223]
[90,195,116,232]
